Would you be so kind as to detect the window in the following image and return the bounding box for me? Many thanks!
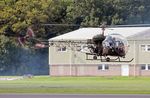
[141,65,146,70]
[105,65,109,70]
[98,65,109,70]
[141,45,150,52]
[98,65,103,70]
[56,46,67,52]
[61,46,67,51]
[148,65,150,70]
[147,45,150,51]
[141,64,150,70]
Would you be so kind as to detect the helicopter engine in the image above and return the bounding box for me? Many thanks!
[91,34,105,55]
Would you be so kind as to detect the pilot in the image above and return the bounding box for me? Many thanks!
[103,36,115,49]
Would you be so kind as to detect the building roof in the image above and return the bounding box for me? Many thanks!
[49,27,150,41]
[127,29,150,40]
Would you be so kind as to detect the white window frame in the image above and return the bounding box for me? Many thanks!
[141,64,150,70]
[56,46,67,52]
[98,64,109,71]
[140,44,150,52]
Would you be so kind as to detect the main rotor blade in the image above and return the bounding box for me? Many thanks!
[111,24,150,27]
[42,23,150,28]
[41,24,81,27]
[41,23,102,27]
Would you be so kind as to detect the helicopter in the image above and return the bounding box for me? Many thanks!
[79,27,132,62]
[2,23,134,62]
[46,23,134,62]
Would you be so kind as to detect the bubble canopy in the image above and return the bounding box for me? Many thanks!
[104,33,128,46]
[102,33,129,55]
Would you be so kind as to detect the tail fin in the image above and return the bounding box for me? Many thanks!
[17,37,25,46]
[17,27,35,47]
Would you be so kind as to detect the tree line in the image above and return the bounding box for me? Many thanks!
[0,0,150,75]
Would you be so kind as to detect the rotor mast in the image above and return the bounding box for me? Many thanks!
[100,23,106,36]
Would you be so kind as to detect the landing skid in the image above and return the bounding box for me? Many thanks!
[100,57,134,62]
[86,53,134,62]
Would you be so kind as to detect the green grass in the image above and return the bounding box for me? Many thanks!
[0,76,150,94]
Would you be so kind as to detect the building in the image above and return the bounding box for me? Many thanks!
[49,27,150,76]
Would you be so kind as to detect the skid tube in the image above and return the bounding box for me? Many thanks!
[86,53,134,62]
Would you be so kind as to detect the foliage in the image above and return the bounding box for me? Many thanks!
[1,0,150,36]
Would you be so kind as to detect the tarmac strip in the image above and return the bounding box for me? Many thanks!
[0,94,150,98]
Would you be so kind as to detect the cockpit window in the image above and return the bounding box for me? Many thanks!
[102,33,128,55]
[103,33,128,47]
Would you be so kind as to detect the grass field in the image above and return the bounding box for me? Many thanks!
[0,76,150,94]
